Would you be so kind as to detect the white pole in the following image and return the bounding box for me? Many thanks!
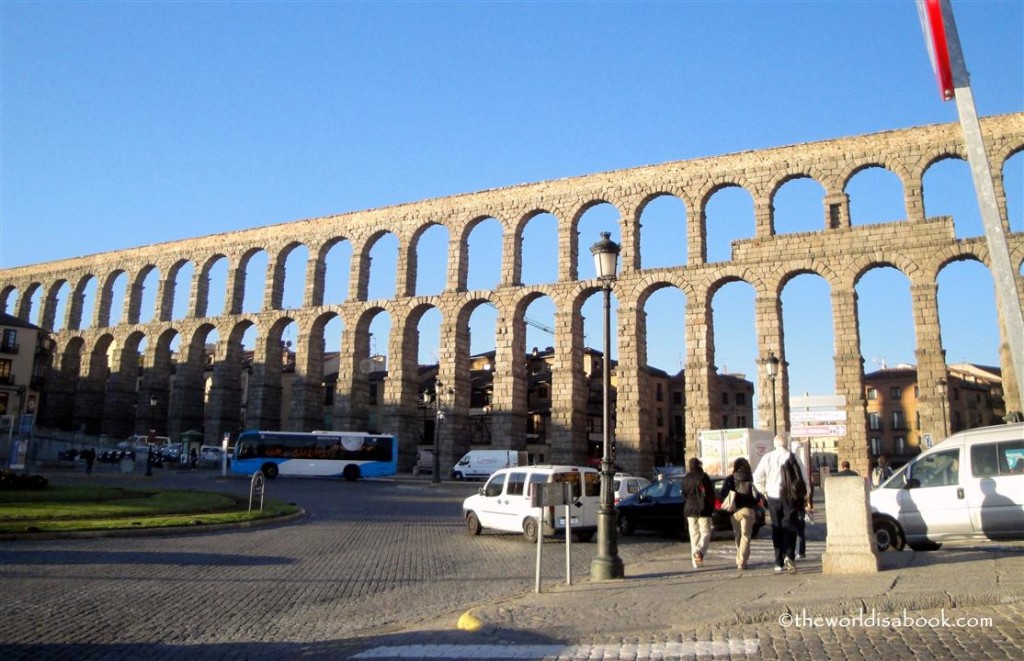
[940,0,1024,417]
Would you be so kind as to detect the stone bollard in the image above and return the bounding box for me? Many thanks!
[822,476,879,574]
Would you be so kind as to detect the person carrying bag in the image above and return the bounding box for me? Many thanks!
[720,456,761,571]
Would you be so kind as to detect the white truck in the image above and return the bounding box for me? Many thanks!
[698,428,775,477]
[451,449,528,480]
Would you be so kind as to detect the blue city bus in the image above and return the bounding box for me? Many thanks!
[231,430,398,481]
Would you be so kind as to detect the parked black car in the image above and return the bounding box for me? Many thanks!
[615,476,765,539]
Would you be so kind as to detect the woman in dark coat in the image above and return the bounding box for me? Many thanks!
[681,457,715,568]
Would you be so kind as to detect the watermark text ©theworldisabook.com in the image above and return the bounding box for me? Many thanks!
[778,608,992,629]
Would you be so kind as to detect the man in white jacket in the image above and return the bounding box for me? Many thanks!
[753,435,804,574]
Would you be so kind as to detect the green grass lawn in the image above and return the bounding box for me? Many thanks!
[0,484,299,533]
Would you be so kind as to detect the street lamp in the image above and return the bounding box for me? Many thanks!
[145,396,157,477]
[590,231,624,581]
[765,352,780,434]
[938,378,949,437]
[427,380,453,485]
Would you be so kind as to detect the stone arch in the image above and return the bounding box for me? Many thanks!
[408,221,449,297]
[701,183,757,263]
[194,253,229,319]
[512,208,560,287]
[636,192,688,270]
[1,285,17,316]
[572,200,624,281]
[769,174,829,235]
[461,214,505,292]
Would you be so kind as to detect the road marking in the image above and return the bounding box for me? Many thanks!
[353,640,760,658]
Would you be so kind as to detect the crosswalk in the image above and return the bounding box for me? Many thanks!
[353,640,760,659]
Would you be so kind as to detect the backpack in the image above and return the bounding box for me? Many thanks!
[871,465,892,487]
[781,454,807,505]
[734,469,753,496]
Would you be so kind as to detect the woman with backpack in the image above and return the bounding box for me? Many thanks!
[719,456,762,571]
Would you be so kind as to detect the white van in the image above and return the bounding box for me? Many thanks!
[462,465,601,542]
[451,449,527,480]
[869,422,1024,551]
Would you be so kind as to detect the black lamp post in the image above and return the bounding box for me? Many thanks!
[765,352,780,434]
[145,396,157,477]
[589,231,624,581]
[428,381,453,485]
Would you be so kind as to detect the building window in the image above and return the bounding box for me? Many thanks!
[737,415,747,427]
[914,385,920,398]
[915,411,921,430]
[736,393,746,406]
[722,414,729,427]
[870,437,881,455]
[656,383,663,402]
[0,358,11,384]
[722,392,729,405]
[867,387,877,400]
[895,436,906,454]
[673,415,683,436]
[0,329,15,352]
[656,409,664,427]
[672,391,682,405]
[890,386,902,399]
[868,412,882,431]
[892,410,905,430]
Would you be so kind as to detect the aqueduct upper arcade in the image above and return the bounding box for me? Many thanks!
[2,114,1023,476]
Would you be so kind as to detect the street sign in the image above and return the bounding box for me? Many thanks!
[917,0,954,100]
[791,410,847,424]
[791,424,847,438]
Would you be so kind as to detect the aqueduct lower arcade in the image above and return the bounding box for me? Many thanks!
[2,114,1023,476]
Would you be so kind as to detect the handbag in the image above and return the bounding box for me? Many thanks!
[721,490,737,513]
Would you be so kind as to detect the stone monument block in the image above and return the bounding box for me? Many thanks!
[822,475,879,574]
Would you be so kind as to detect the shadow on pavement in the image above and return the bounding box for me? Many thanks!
[0,628,567,661]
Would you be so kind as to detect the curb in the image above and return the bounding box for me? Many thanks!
[0,508,306,542]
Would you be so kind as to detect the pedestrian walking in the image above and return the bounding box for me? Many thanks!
[189,448,198,471]
[871,454,893,487]
[719,456,761,571]
[681,457,715,569]
[835,460,858,477]
[82,447,96,474]
[753,435,807,574]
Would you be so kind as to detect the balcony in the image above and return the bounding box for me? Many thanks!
[0,343,18,355]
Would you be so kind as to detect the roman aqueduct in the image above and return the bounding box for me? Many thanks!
[2,113,1022,476]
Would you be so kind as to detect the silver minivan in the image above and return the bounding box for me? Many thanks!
[870,422,1024,551]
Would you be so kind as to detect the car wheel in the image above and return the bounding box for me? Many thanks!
[466,512,482,536]
[907,540,941,552]
[454,472,464,481]
[342,464,360,481]
[873,518,904,552]
[262,463,279,479]
[618,515,636,536]
[574,531,594,543]
[523,517,539,542]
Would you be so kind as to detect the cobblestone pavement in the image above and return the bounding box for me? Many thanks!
[0,469,678,659]
[2,467,1021,660]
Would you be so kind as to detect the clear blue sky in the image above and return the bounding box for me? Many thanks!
[1,1,1022,403]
